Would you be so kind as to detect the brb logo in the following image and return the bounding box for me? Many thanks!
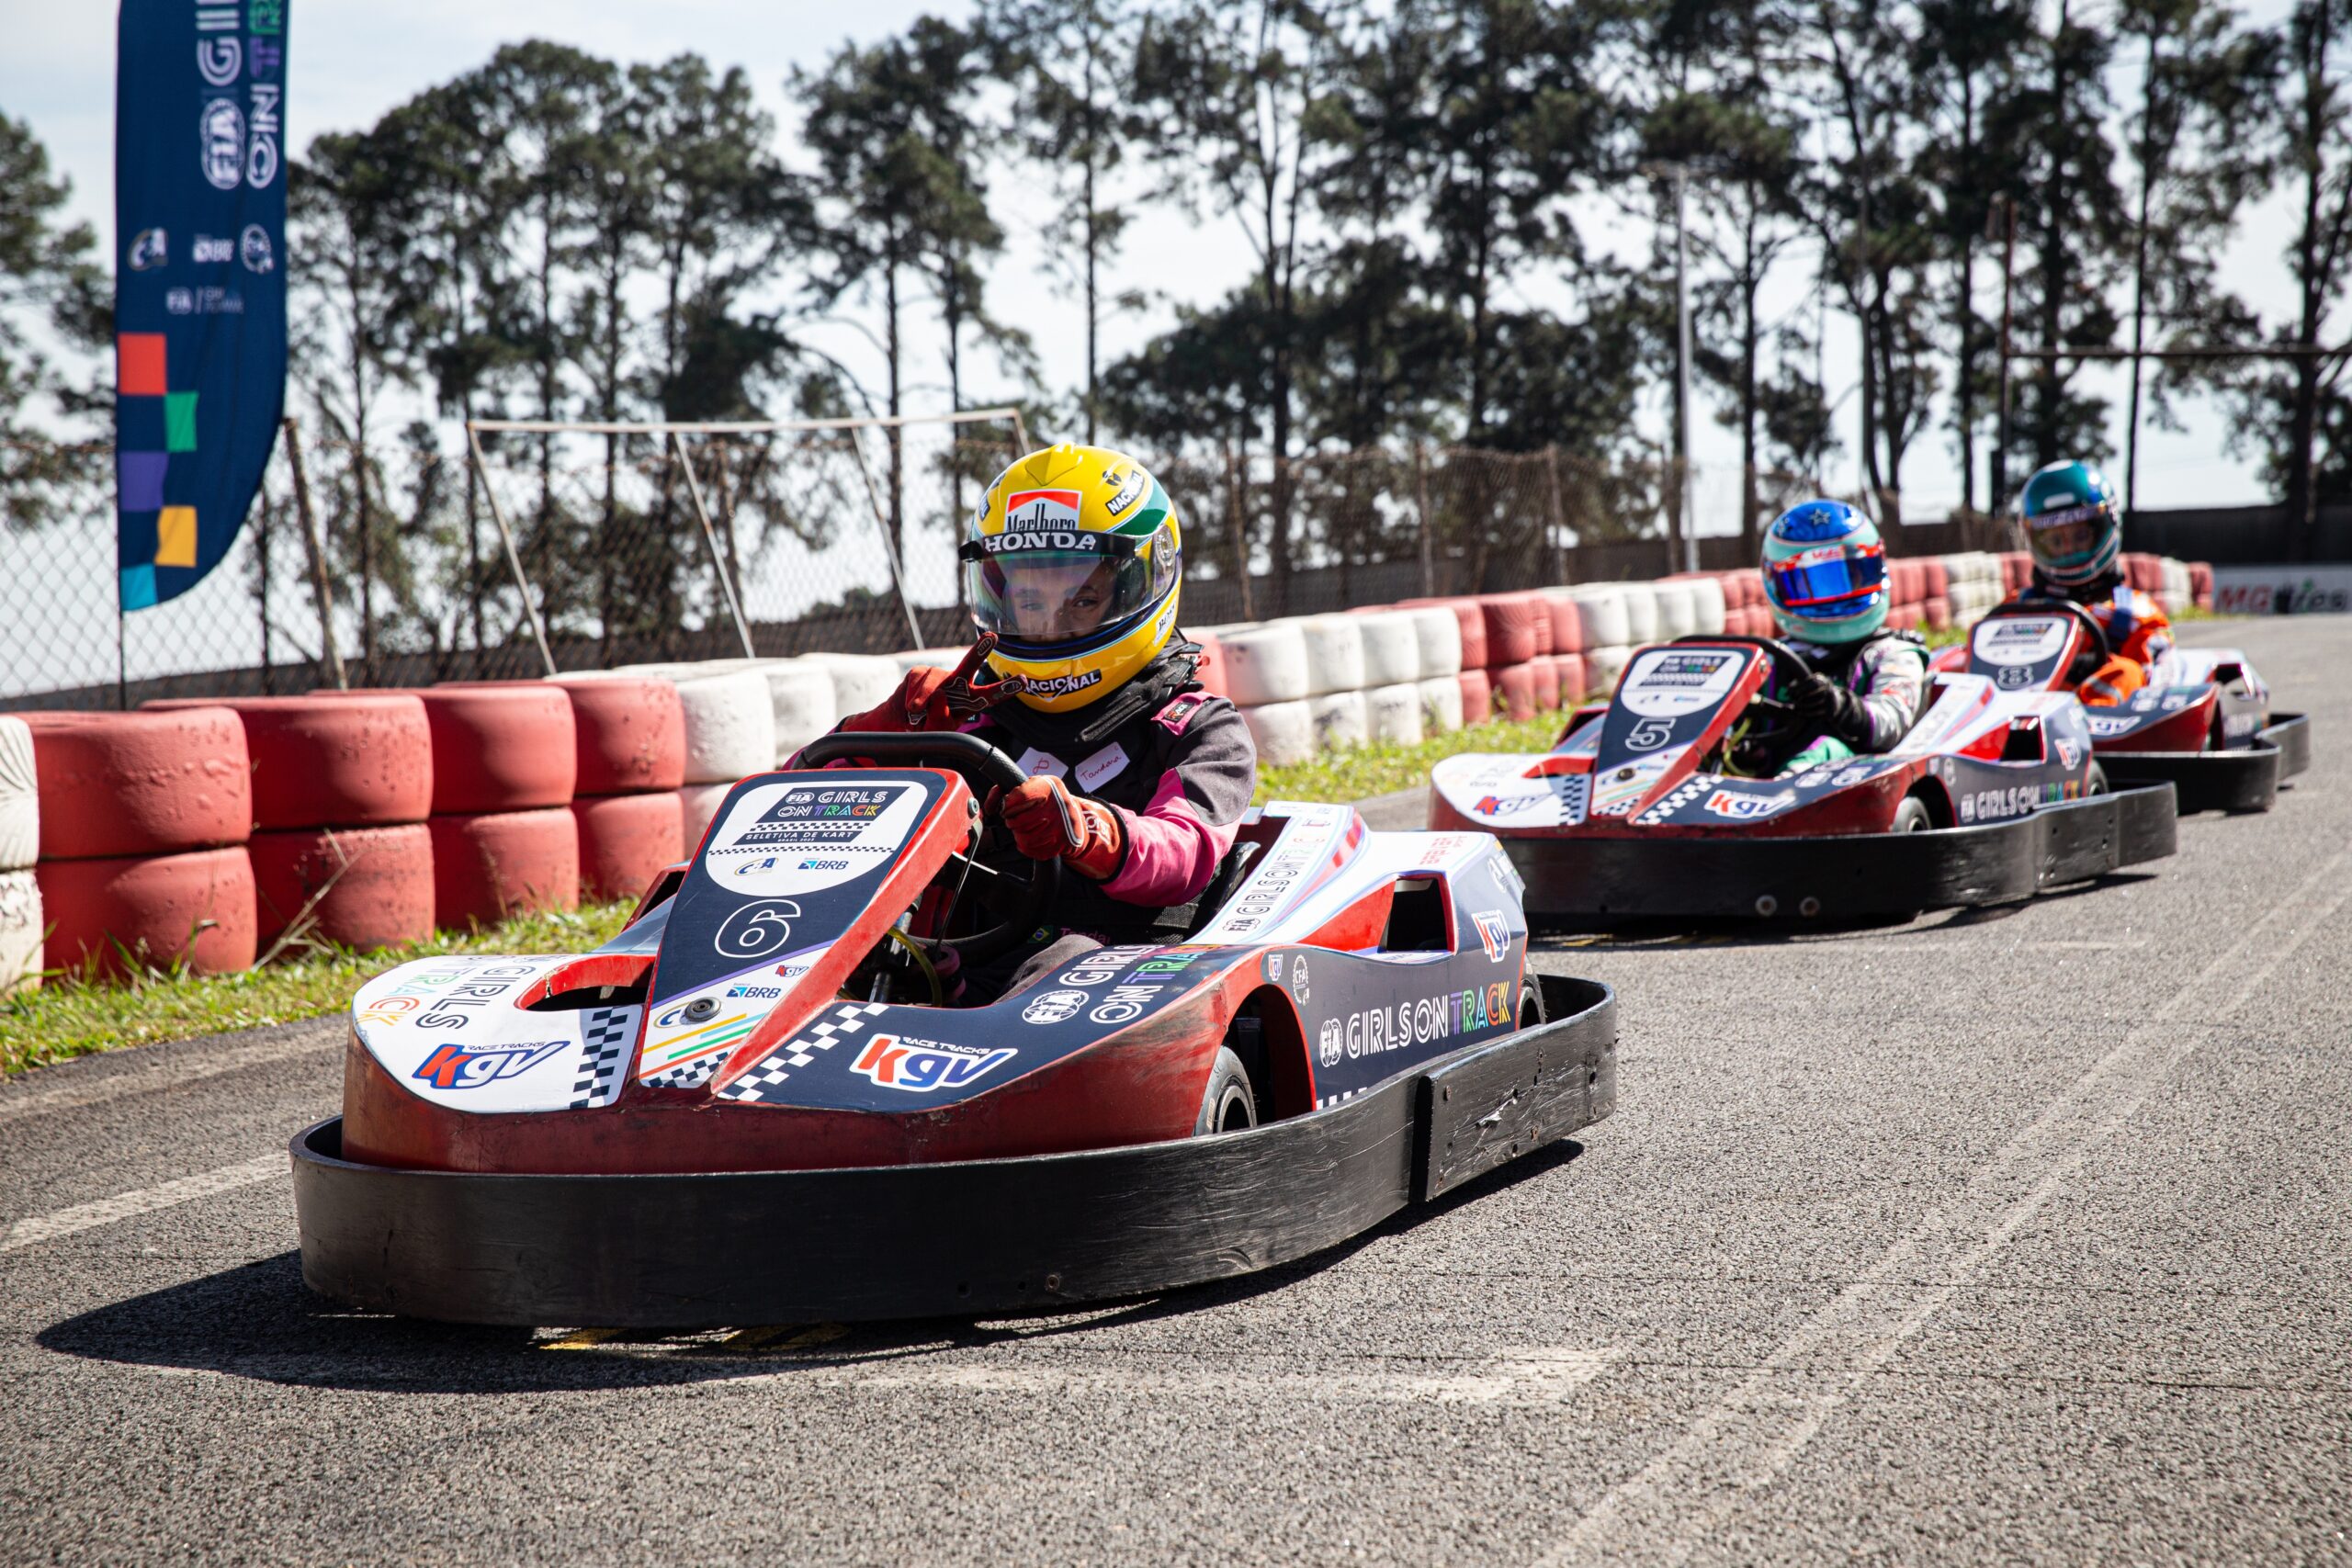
[851,1034,1017,1094]
[412,1040,566,1089]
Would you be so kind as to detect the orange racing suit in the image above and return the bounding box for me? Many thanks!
[2025,577,2174,706]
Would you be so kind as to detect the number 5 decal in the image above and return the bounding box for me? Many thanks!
[1625,717,1675,751]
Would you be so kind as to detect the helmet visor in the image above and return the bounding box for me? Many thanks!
[1768,544,1886,615]
[964,523,1176,646]
[2026,503,2109,564]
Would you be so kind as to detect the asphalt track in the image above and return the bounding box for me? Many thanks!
[5,615,2349,1567]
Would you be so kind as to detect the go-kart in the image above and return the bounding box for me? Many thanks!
[1429,635,2177,925]
[292,731,1617,1326]
[1933,600,2310,812]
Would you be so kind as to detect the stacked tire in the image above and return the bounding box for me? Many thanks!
[413,686,580,931]
[0,716,38,991]
[152,694,434,953]
[542,678,689,905]
[23,708,256,979]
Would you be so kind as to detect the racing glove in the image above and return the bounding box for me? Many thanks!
[991,775,1125,881]
[834,639,1022,733]
[1790,669,1869,745]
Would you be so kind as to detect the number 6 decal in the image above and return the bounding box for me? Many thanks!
[714,899,801,959]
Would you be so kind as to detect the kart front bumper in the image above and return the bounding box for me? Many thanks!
[2098,713,2311,814]
[291,976,1617,1327]
[1505,784,2178,925]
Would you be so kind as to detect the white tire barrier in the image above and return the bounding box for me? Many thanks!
[0,716,35,872]
[753,661,840,761]
[1585,644,1633,694]
[1567,586,1633,649]
[1653,581,1697,639]
[1354,611,1422,687]
[1418,674,1464,734]
[1363,682,1424,746]
[1616,583,1660,644]
[1406,606,1463,678]
[1679,576,1726,635]
[677,780,735,848]
[0,868,38,993]
[796,652,901,716]
[892,646,967,674]
[1290,615,1368,697]
[1240,700,1316,767]
[1307,689,1370,751]
[1219,624,1312,707]
[673,669,775,785]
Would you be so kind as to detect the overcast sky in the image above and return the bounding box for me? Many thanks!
[0,0,2314,517]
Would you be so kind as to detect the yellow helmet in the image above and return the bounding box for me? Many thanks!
[962,444,1183,713]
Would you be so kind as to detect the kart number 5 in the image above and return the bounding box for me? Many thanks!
[1625,718,1676,751]
[715,899,800,959]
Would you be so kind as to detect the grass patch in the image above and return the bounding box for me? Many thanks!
[1255,711,1571,806]
[0,900,637,1077]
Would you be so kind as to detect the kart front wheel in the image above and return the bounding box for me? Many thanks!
[1194,1046,1258,1135]
[1890,796,1934,833]
[2085,762,2109,796]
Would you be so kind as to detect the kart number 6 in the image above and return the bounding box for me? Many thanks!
[715,899,801,959]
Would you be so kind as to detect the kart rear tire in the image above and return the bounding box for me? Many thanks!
[1890,796,1934,834]
[1193,1046,1259,1135]
[1518,978,1547,1029]
[2085,762,2109,797]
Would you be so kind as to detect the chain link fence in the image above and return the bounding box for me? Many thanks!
[2,426,2019,710]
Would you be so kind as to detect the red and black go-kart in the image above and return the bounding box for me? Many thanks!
[292,732,1617,1327]
[1936,599,2310,813]
[1430,635,2177,925]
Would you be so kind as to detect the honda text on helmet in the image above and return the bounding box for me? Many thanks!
[962,445,1183,714]
[1760,499,1890,645]
[2018,459,2122,590]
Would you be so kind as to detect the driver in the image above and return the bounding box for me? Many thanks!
[826,443,1257,1002]
[2014,460,2173,705]
[1749,499,1929,776]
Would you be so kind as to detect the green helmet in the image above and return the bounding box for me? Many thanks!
[2018,460,2121,589]
[1760,500,1889,645]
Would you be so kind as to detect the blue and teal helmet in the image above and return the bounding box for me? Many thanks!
[2018,460,2121,589]
[1760,500,1889,645]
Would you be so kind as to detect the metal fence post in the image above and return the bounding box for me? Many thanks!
[1414,446,1435,597]
[281,418,347,690]
[1225,443,1252,623]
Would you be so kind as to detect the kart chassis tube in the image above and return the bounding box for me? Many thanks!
[1510,784,2178,924]
[2098,713,2311,816]
[291,975,1617,1327]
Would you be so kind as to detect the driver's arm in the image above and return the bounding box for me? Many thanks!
[1826,639,1930,752]
[1101,697,1256,908]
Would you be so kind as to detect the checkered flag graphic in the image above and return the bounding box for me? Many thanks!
[568,1007,638,1110]
[718,1002,889,1104]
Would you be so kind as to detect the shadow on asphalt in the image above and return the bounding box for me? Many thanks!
[35,1139,1588,1394]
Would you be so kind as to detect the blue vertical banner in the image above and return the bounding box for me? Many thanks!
[114,0,288,611]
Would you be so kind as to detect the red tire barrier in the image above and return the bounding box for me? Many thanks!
[429,807,581,930]
[1489,664,1539,722]
[248,823,433,952]
[1888,604,1924,632]
[1526,656,1563,714]
[1456,667,1494,724]
[1543,594,1589,654]
[2189,561,2214,608]
[2122,553,2161,592]
[543,678,686,795]
[1189,633,1230,700]
[1890,560,1925,604]
[37,845,255,978]
[1551,651,1589,706]
[1478,594,1547,667]
[1923,595,1953,633]
[1921,560,1951,600]
[148,693,431,830]
[1398,597,1490,671]
[413,686,576,815]
[23,708,251,860]
[572,791,685,904]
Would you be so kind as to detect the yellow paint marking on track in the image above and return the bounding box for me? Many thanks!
[539,1327,628,1351]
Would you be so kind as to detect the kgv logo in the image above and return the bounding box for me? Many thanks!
[851,1034,1016,1093]
[413,1040,565,1090]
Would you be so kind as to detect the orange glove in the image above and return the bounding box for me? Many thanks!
[2078,654,2149,707]
[993,775,1125,880]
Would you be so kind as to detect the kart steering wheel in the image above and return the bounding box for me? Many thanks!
[1668,635,1820,774]
[795,730,1060,969]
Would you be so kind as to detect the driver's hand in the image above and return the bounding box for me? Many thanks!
[1789,669,1844,721]
[993,775,1125,881]
[836,665,955,734]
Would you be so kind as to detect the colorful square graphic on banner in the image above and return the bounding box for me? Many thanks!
[164,391,198,453]
[156,507,198,568]
[119,333,167,396]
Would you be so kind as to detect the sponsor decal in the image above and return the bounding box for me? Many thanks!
[1487,849,1525,899]
[1103,468,1148,517]
[1015,747,1070,780]
[1318,1018,1343,1067]
[1704,789,1793,820]
[1474,793,1546,817]
[1470,910,1510,963]
[1059,944,1156,987]
[1288,955,1310,1005]
[1025,669,1104,699]
[1130,953,1202,974]
[192,233,233,264]
[1829,765,1877,787]
[1264,953,1283,985]
[1957,783,2061,823]
[1003,488,1084,530]
[726,984,783,1000]
[413,1039,566,1090]
[240,224,275,274]
[127,228,169,270]
[1973,615,2070,667]
[2086,715,2135,737]
[1075,742,1129,793]
[1089,985,1162,1024]
[410,963,544,1031]
[705,781,924,896]
[1020,989,1089,1024]
[1633,777,1710,826]
[2223,711,2261,740]
[1623,717,1677,751]
[2161,693,2188,711]
[2055,739,2081,770]
[1415,834,1471,865]
[1331,982,1513,1065]
[1618,649,1741,718]
[713,899,799,960]
[981,527,1101,554]
[197,37,241,86]
[850,1034,1017,1094]
[244,82,282,188]
[199,98,244,191]
[2211,566,2352,615]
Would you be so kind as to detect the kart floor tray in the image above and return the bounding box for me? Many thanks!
[292,976,1616,1327]
[1511,783,2178,925]
[2099,713,2310,814]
